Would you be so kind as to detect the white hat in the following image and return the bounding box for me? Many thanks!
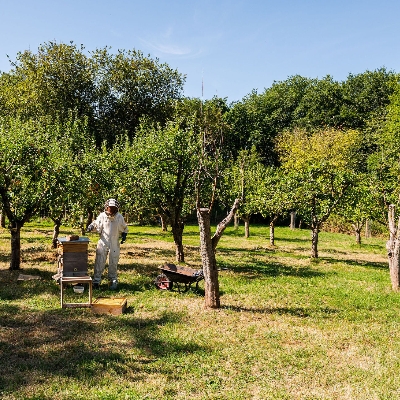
[105,198,119,209]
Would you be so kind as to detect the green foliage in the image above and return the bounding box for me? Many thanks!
[336,172,387,229]
[257,166,295,220]
[0,41,397,244]
[0,41,185,146]
[0,42,96,122]
[294,75,343,128]
[224,147,265,217]
[125,120,200,220]
[341,67,398,130]
[227,76,312,164]
[195,98,232,210]
[371,81,400,210]
[276,128,363,228]
[0,117,68,224]
[92,47,185,144]
[227,69,397,167]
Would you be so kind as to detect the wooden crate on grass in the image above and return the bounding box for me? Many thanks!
[91,297,127,315]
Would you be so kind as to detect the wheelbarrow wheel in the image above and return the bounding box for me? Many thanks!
[154,273,173,290]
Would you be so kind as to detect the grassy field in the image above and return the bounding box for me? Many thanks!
[0,220,399,399]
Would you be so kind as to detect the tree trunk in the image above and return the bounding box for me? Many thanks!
[171,219,185,262]
[355,229,361,245]
[197,198,240,309]
[365,219,371,238]
[270,221,275,246]
[352,222,362,245]
[51,212,64,248]
[234,214,239,230]
[160,215,168,231]
[52,220,61,248]
[79,215,86,236]
[86,209,93,229]
[387,204,400,290]
[197,207,220,308]
[0,211,5,228]
[242,215,250,238]
[10,223,22,270]
[270,215,278,246]
[310,197,319,258]
[311,225,319,258]
[290,211,296,230]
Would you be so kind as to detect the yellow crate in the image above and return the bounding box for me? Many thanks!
[91,297,127,315]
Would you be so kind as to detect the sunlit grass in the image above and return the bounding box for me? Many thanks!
[0,220,399,399]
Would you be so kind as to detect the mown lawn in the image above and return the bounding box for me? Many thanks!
[0,221,399,399]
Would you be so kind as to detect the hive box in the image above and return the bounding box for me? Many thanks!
[91,297,127,315]
[57,236,90,277]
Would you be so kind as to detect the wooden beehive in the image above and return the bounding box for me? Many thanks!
[91,297,127,315]
[57,236,90,277]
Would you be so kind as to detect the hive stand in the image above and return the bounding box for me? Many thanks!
[60,276,92,308]
[55,237,92,308]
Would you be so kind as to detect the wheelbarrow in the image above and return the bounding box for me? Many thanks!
[154,263,204,293]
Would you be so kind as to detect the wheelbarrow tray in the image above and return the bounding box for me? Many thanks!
[155,263,203,292]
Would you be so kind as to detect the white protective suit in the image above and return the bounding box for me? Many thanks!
[89,211,128,285]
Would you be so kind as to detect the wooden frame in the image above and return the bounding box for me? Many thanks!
[60,276,93,308]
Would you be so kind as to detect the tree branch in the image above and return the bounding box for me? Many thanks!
[211,198,241,251]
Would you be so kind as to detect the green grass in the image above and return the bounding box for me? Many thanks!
[0,222,398,399]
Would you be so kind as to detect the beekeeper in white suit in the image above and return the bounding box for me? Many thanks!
[87,198,128,290]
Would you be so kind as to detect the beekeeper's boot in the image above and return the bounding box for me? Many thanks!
[109,279,118,290]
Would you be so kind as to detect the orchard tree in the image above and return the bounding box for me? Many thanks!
[121,119,199,262]
[0,117,73,269]
[374,82,400,290]
[74,141,117,234]
[44,116,95,246]
[276,128,362,258]
[0,42,96,122]
[225,148,264,238]
[335,174,384,245]
[257,167,295,246]
[30,111,116,244]
[195,99,241,309]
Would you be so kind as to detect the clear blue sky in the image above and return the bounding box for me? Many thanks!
[1,0,399,103]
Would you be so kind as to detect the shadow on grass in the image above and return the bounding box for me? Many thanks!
[272,236,310,244]
[153,281,205,297]
[216,245,312,261]
[217,246,277,255]
[360,243,386,250]
[125,247,175,259]
[12,267,55,281]
[0,305,208,394]
[23,236,52,244]
[0,268,59,300]
[221,304,340,318]
[127,231,175,240]
[118,261,160,275]
[220,260,325,279]
[318,256,388,270]
[0,252,11,263]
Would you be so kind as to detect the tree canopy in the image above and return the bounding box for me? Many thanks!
[0,42,186,146]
